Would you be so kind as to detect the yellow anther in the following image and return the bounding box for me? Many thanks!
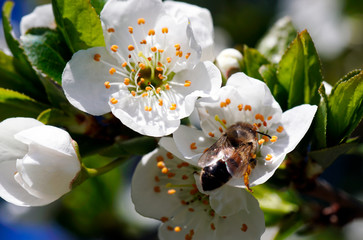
[140,39,147,44]
[220,102,227,108]
[168,189,176,195]
[124,78,130,85]
[208,132,215,137]
[174,44,181,50]
[161,167,168,174]
[245,105,252,111]
[109,67,116,75]
[158,62,163,67]
[255,113,265,122]
[131,91,136,96]
[170,103,177,110]
[158,49,164,53]
[137,18,145,25]
[144,106,152,111]
[250,153,257,159]
[265,154,272,161]
[145,86,152,91]
[158,99,163,106]
[174,226,182,232]
[238,104,243,111]
[162,27,168,33]
[110,98,118,104]
[262,135,270,142]
[277,126,284,133]
[270,136,278,142]
[122,62,127,67]
[156,87,161,94]
[139,63,146,69]
[158,74,164,80]
[142,92,148,97]
[190,142,197,150]
[156,67,163,72]
[165,84,170,90]
[185,52,191,59]
[157,161,165,169]
[151,46,157,52]
[93,53,101,61]
[258,139,265,145]
[166,57,171,63]
[184,80,191,87]
[128,26,133,33]
[110,45,118,52]
[176,50,183,57]
[128,45,135,51]
[107,28,115,33]
[104,81,110,89]
[148,29,155,35]
[267,116,273,120]
[225,98,231,105]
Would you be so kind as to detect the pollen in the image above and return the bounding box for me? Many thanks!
[184,80,191,87]
[241,224,248,232]
[166,152,174,159]
[158,49,164,53]
[158,73,164,79]
[157,161,165,169]
[145,86,152,91]
[128,26,133,33]
[139,63,146,69]
[245,105,252,111]
[148,29,155,35]
[277,126,284,133]
[140,39,147,44]
[131,91,136,96]
[208,132,215,137]
[151,46,157,52]
[165,84,170,90]
[271,136,278,142]
[107,28,115,33]
[124,78,130,85]
[128,45,135,51]
[110,98,118,104]
[174,226,182,232]
[109,67,116,75]
[265,154,272,161]
[104,81,110,89]
[176,50,183,57]
[161,167,169,174]
[267,116,272,120]
[93,53,101,61]
[170,103,177,110]
[156,87,161,94]
[255,113,265,122]
[190,142,197,150]
[238,104,243,111]
[174,44,181,51]
[137,18,145,25]
[258,139,265,145]
[158,99,163,106]
[185,52,191,59]
[210,223,216,230]
[166,57,171,63]
[110,45,118,52]
[156,67,163,72]
[154,186,161,193]
[220,101,227,108]
[262,135,270,142]
[162,27,169,33]
[225,98,231,105]
[142,92,148,97]
[144,106,152,111]
[168,189,176,195]
[161,217,169,222]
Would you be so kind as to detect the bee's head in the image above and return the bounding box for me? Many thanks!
[226,122,256,147]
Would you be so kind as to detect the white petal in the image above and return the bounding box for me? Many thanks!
[62,47,118,115]
[15,125,77,157]
[131,149,185,220]
[0,118,43,163]
[172,126,215,166]
[158,137,186,161]
[20,4,55,36]
[0,160,53,206]
[164,0,214,61]
[15,144,80,200]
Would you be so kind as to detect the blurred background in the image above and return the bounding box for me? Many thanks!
[0,0,362,239]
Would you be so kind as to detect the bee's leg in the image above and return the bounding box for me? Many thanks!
[244,164,253,192]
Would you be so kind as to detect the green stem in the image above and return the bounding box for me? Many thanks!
[85,157,125,178]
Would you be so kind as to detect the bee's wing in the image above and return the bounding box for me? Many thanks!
[225,144,253,178]
[198,134,234,168]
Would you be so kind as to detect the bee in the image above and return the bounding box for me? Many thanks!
[198,122,270,192]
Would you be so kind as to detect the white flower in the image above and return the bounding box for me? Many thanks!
[20,4,56,36]
[216,48,243,79]
[0,118,81,207]
[166,72,317,189]
[131,144,265,240]
[62,0,221,137]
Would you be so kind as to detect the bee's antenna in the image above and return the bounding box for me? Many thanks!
[256,131,271,138]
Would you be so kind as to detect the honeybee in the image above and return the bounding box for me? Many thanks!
[198,122,270,192]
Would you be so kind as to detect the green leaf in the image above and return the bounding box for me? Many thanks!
[52,0,105,52]
[257,16,297,64]
[312,84,328,150]
[0,88,47,121]
[259,64,288,110]
[100,136,158,157]
[22,28,72,84]
[327,70,363,145]
[277,30,322,109]
[1,1,46,100]
[309,142,358,169]
[90,0,107,16]
[243,46,270,80]
[273,213,304,240]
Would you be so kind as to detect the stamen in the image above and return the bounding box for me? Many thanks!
[145,86,152,91]
[161,217,169,222]
[154,186,161,193]
[110,98,118,104]
[168,189,176,195]
[151,46,157,52]
[215,115,227,129]
[139,63,146,70]
[140,39,147,44]
[104,81,110,89]
[122,62,127,67]
[156,67,163,72]
[162,27,168,33]
[128,26,133,33]
[137,18,145,25]
[210,223,216,230]
[270,136,278,142]
[144,106,152,111]
[128,45,135,51]
[277,126,284,133]
[265,154,272,161]
[110,45,118,52]
[174,44,181,51]
[241,224,248,232]
[245,105,252,111]
[258,139,265,145]
[185,52,191,59]
[238,104,243,111]
[161,167,169,174]
[220,102,227,108]
[208,132,215,137]
[158,49,164,53]
[142,92,148,97]
[157,161,165,169]
[148,29,155,35]
[166,57,171,63]
[131,91,136,96]
[109,67,116,75]
[170,103,177,110]
[124,78,130,85]
[182,175,188,180]
[190,142,197,150]
[225,98,231,105]
[176,51,183,57]
[184,80,191,87]
[174,226,182,232]
[93,53,101,61]
[255,113,264,122]
[158,74,164,79]
[165,84,170,90]
[107,28,115,33]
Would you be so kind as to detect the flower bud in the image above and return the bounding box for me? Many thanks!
[216,48,243,79]
[0,118,81,207]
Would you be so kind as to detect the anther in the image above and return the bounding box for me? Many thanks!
[176,51,183,57]
[267,116,272,120]
[131,91,136,96]
[128,45,135,51]
[109,67,116,75]
[238,104,243,111]
[170,103,177,110]
[220,102,227,108]
[161,167,169,174]
[104,81,110,89]
[208,132,215,137]
[166,152,174,159]
[93,53,101,61]
[270,136,278,142]
[111,45,118,52]
[245,105,252,111]
[174,226,182,232]
[265,154,272,161]
[184,80,191,87]
[122,62,127,67]
[185,52,191,59]
[128,26,133,33]
[144,106,152,111]
[110,98,118,104]
[124,78,130,85]
[225,98,231,105]
[156,156,164,162]
[142,92,148,97]
[151,46,157,52]
[155,176,160,182]
[139,63,146,69]
[158,49,164,53]
[190,142,197,150]
[156,87,161,94]
[174,44,181,51]
[241,224,248,232]
[154,186,161,193]
[107,28,115,33]
[165,84,170,90]
[277,126,284,133]
[145,86,152,91]
[157,161,165,169]
[158,74,164,79]
[148,29,155,35]
[168,189,176,195]
[140,39,147,44]
[162,27,168,33]
[255,113,264,122]
[156,67,163,72]
[167,172,175,178]
[210,223,216,230]
[258,139,265,145]
[137,18,145,25]
[166,57,171,63]
[161,217,169,222]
